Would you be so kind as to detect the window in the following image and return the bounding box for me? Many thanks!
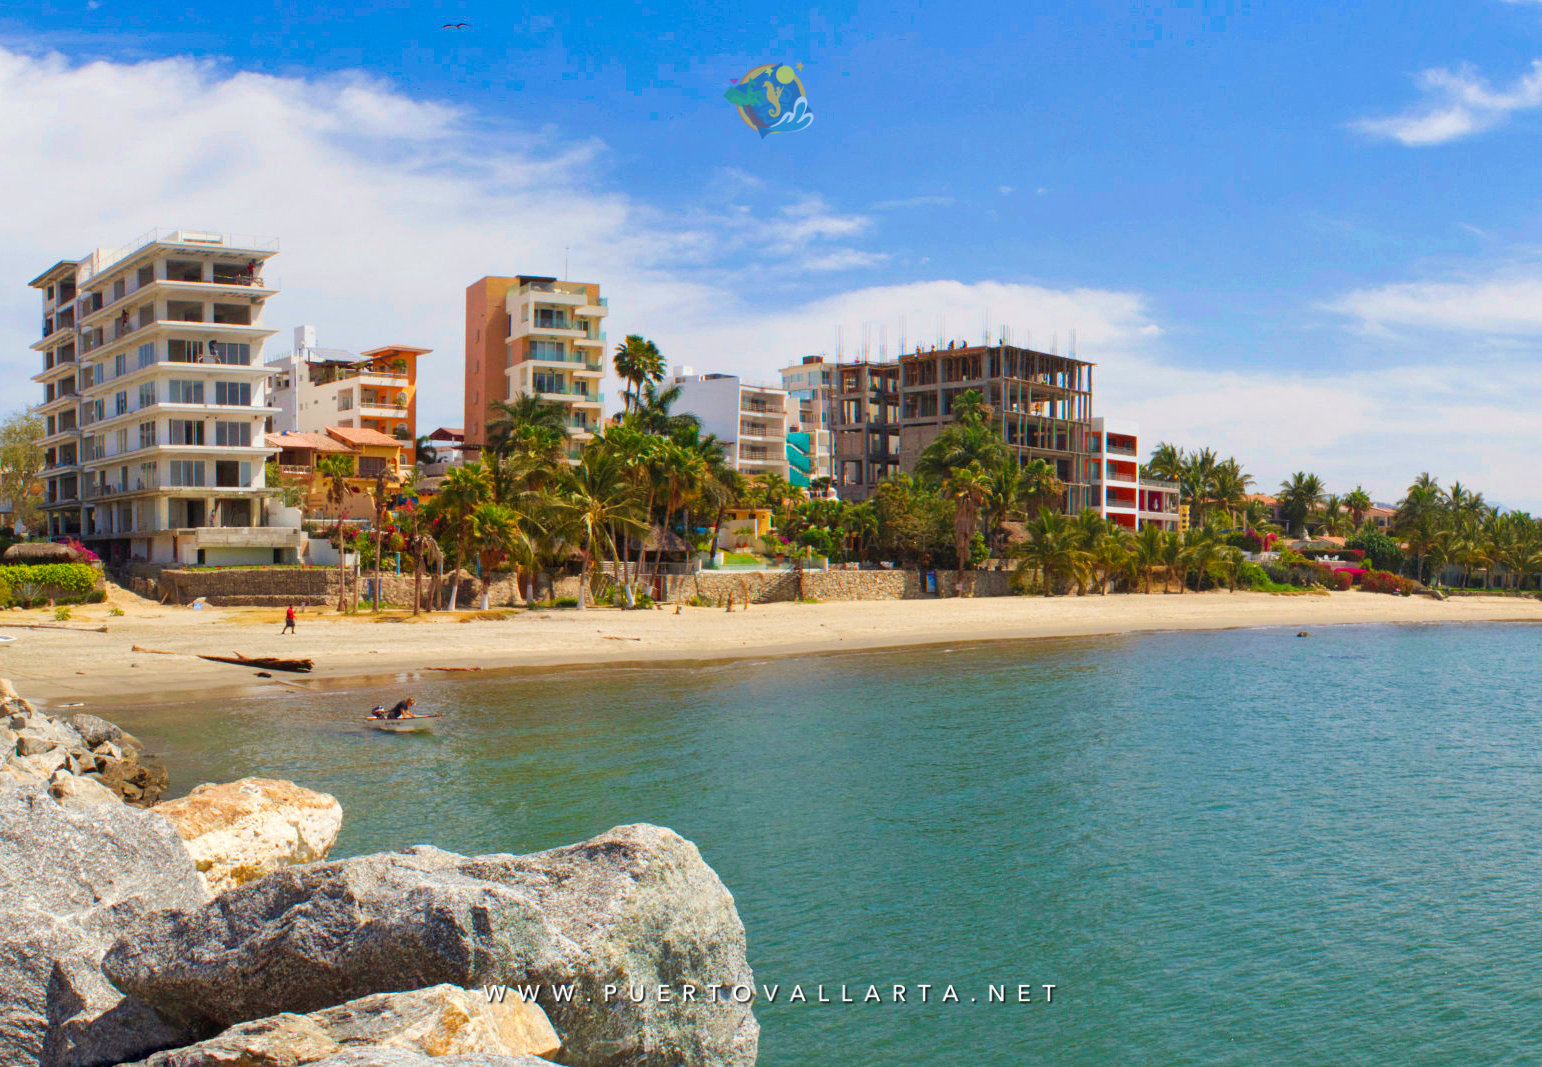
[137,462,157,490]
[214,421,250,447]
[168,460,205,487]
[168,380,203,404]
[114,428,127,455]
[138,382,156,408]
[114,391,127,416]
[138,421,157,449]
[336,391,353,411]
[210,342,251,366]
[168,340,200,363]
[138,342,155,368]
[533,307,569,329]
[529,340,564,361]
[114,353,126,377]
[168,420,204,446]
[215,381,251,407]
[358,456,388,478]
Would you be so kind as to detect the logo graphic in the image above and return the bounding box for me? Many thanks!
[725,63,813,138]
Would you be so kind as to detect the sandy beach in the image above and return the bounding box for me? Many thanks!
[3,584,1539,709]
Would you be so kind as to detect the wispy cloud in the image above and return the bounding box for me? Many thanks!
[801,249,891,272]
[1323,271,1542,334]
[1352,59,1542,145]
[871,195,953,210]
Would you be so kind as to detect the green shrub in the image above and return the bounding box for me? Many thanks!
[553,597,579,608]
[53,606,72,622]
[108,606,125,617]
[1346,529,1404,573]
[0,563,99,602]
[687,594,714,607]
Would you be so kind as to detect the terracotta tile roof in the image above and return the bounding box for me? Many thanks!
[428,427,464,440]
[325,426,404,448]
[266,431,353,453]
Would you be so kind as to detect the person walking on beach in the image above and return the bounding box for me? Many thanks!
[281,605,296,634]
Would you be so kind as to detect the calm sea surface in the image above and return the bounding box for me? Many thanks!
[106,623,1542,1065]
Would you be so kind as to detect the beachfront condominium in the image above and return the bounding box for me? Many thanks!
[1088,417,1180,531]
[28,229,301,566]
[778,355,836,487]
[464,275,607,458]
[268,326,428,458]
[667,370,790,479]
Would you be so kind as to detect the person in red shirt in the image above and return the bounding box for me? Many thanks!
[281,605,296,634]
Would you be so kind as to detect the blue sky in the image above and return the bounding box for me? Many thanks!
[5,0,1542,504]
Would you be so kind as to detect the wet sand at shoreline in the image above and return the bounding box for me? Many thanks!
[6,585,1539,710]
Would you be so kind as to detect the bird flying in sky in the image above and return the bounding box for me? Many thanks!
[441,22,470,30]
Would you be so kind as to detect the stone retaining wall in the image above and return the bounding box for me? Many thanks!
[125,564,1018,609]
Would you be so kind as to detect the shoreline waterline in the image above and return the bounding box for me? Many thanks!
[5,588,1540,709]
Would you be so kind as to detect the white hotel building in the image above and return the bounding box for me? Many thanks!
[28,229,301,566]
[667,370,790,478]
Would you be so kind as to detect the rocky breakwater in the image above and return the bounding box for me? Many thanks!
[0,681,169,807]
[0,680,760,1066]
[104,824,760,1066]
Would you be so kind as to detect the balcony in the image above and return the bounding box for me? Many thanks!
[1105,442,1137,457]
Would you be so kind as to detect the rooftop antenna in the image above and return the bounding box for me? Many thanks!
[862,322,871,361]
[1051,331,1059,355]
[836,325,844,361]
[880,324,888,360]
[1069,328,1077,359]
[983,306,990,346]
[899,316,907,355]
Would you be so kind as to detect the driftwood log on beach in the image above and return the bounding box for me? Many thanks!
[197,653,314,674]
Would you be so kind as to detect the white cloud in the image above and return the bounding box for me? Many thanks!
[1323,273,1542,334]
[1352,59,1542,145]
[997,185,1013,195]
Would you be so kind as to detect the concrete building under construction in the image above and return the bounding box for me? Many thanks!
[830,342,1096,508]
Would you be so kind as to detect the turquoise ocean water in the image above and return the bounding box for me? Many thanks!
[109,623,1542,1065]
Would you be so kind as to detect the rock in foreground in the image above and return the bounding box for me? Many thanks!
[151,777,343,895]
[105,824,758,1066]
[0,784,204,1067]
[126,983,560,1065]
[312,1051,555,1066]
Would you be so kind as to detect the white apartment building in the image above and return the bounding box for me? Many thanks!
[1087,417,1180,531]
[667,370,789,478]
[28,229,301,566]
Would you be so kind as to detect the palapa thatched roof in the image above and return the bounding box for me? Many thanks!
[998,521,1030,545]
[630,524,691,555]
[3,541,83,563]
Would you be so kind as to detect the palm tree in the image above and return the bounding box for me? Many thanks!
[558,444,647,609]
[430,461,492,610]
[1017,458,1064,518]
[1344,486,1373,529]
[1132,525,1165,594]
[1013,510,1092,596]
[1209,458,1253,527]
[467,501,526,609]
[1319,494,1352,537]
[612,335,665,414]
[1184,531,1225,592]
[1146,442,1184,484]
[1178,447,1219,528]
[1159,530,1187,593]
[414,434,437,465]
[943,461,992,592]
[1277,472,1324,539]
[369,469,390,612]
[316,453,355,611]
[486,393,570,460]
[628,380,699,435]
